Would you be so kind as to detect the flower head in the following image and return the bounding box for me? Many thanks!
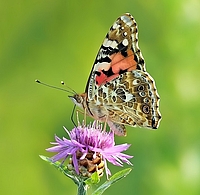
[46,121,133,178]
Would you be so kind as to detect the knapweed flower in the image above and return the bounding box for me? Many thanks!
[46,121,133,179]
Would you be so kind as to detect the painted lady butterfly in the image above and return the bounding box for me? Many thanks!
[69,13,161,136]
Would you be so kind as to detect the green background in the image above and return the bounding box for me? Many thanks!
[1,0,200,194]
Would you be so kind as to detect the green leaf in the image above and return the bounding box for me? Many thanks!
[39,155,79,185]
[92,168,132,195]
[85,172,100,185]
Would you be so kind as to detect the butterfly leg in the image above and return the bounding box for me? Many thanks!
[70,105,85,127]
[74,108,87,126]
[76,110,81,126]
[103,116,108,132]
[70,105,77,127]
[84,107,87,126]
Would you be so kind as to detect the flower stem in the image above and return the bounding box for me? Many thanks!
[77,181,88,195]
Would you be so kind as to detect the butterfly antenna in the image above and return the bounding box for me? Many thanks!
[35,79,75,95]
[61,81,77,94]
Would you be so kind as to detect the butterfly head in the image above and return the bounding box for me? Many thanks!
[68,93,86,109]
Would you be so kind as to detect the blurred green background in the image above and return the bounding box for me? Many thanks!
[1,0,200,194]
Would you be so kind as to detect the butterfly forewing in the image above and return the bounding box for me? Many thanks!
[86,13,146,100]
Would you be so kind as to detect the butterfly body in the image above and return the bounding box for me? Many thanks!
[70,13,161,136]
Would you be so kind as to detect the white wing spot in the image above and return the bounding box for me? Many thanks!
[103,39,118,49]
[125,93,133,101]
[103,38,109,47]
[103,39,111,47]
[112,22,119,29]
[132,79,141,85]
[110,40,118,48]
[122,39,128,46]
[121,15,133,26]
[123,32,128,36]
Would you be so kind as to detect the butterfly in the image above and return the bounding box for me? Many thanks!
[69,13,161,136]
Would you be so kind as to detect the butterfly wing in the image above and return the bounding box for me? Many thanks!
[84,13,161,135]
[86,13,146,100]
[103,70,161,131]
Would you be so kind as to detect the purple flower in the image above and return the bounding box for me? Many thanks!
[46,121,133,179]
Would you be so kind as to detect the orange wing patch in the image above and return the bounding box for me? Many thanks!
[111,50,137,72]
[96,49,137,85]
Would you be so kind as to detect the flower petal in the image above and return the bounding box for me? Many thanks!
[47,121,133,178]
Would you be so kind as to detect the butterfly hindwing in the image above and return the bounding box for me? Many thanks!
[99,70,161,132]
